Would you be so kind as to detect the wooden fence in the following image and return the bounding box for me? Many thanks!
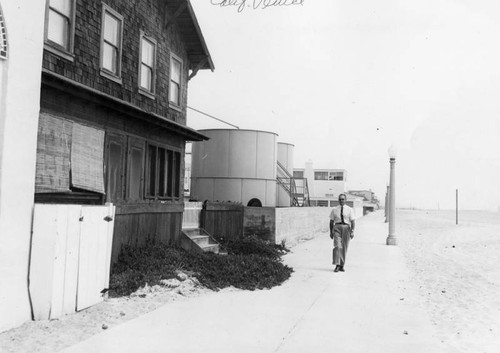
[112,203,183,263]
[29,203,115,320]
[201,202,244,241]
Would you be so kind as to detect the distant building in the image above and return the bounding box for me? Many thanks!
[348,190,380,215]
[293,161,362,216]
[348,190,377,202]
[293,161,347,207]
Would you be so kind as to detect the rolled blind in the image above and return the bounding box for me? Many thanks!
[71,123,105,193]
[35,113,72,193]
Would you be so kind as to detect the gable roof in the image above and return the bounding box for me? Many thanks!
[164,0,214,71]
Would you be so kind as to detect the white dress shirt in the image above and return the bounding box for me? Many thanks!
[329,205,355,224]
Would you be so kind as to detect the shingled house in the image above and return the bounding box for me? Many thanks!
[37,0,213,260]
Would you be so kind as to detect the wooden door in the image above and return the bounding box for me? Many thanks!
[76,204,115,311]
[105,134,126,203]
[29,204,81,320]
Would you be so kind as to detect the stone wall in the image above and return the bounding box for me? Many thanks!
[243,207,276,242]
[275,207,333,247]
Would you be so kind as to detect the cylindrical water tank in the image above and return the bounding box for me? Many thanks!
[276,142,295,207]
[190,129,277,207]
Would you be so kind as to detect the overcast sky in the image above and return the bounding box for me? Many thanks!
[186,0,500,211]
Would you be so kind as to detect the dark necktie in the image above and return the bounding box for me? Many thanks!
[341,206,344,224]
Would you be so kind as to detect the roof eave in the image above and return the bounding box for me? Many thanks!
[185,0,215,71]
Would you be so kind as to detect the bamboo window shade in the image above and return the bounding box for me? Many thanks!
[71,123,105,194]
[35,113,72,193]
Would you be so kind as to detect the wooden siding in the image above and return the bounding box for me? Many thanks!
[42,0,190,125]
[112,203,183,263]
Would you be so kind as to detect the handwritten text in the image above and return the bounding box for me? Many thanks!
[211,0,305,13]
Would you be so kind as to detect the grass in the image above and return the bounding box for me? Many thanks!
[109,236,293,297]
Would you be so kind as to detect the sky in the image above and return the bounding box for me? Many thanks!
[186,0,500,211]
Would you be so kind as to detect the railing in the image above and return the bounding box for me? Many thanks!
[276,161,310,207]
[294,177,311,207]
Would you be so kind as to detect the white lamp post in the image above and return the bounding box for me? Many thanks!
[386,145,397,245]
[384,184,390,223]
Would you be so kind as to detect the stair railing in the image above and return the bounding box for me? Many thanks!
[276,161,305,207]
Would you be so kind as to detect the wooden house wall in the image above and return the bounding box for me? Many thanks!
[38,0,199,260]
[42,0,190,125]
[39,86,185,262]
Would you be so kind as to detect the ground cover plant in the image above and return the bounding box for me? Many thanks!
[222,235,289,260]
[109,236,293,297]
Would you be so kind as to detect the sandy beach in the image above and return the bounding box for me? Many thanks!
[1,209,499,352]
[397,209,500,353]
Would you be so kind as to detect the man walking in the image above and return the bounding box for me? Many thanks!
[329,194,355,272]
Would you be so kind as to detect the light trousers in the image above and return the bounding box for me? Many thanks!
[332,224,351,266]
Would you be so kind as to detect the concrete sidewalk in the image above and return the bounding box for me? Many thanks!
[60,211,441,353]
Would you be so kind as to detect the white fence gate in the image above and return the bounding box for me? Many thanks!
[29,203,115,320]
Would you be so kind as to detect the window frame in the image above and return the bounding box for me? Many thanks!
[138,31,157,99]
[329,171,344,181]
[99,3,123,84]
[314,171,329,181]
[169,53,183,111]
[43,0,76,61]
[145,143,182,200]
[126,137,146,202]
[104,133,127,203]
[293,170,304,178]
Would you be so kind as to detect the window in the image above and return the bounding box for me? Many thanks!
[139,32,157,97]
[127,138,145,201]
[169,54,183,109]
[44,0,76,60]
[314,171,328,180]
[329,172,344,181]
[293,170,304,178]
[35,113,105,204]
[146,144,181,199]
[317,200,329,207]
[100,4,123,82]
[105,134,126,202]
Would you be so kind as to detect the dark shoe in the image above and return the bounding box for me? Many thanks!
[339,266,345,272]
[334,266,340,272]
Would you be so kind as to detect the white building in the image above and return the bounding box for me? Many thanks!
[294,161,363,216]
[294,161,347,207]
[0,0,46,332]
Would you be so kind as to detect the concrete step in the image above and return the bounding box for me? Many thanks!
[184,228,203,237]
[181,228,225,254]
[189,235,210,247]
[200,243,220,254]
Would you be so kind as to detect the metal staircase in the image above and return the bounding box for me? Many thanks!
[276,161,310,207]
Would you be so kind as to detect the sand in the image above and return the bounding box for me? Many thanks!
[397,209,500,353]
[0,275,215,353]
